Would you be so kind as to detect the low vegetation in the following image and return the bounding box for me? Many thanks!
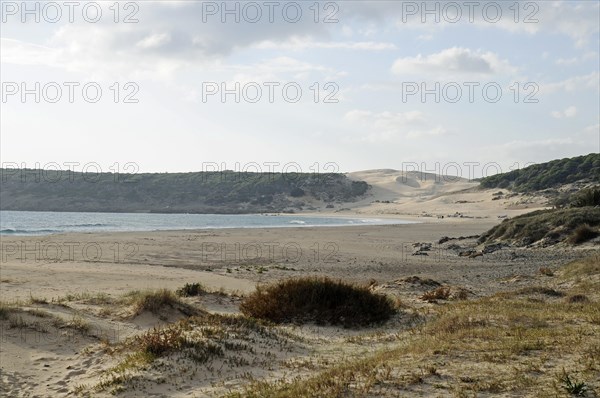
[228,256,600,398]
[559,370,588,396]
[0,169,369,213]
[420,286,451,302]
[568,224,599,244]
[570,187,600,208]
[479,207,600,246]
[95,313,291,394]
[0,301,16,320]
[240,277,397,327]
[176,282,206,297]
[561,254,600,280]
[479,153,600,192]
[0,304,92,337]
[124,289,197,317]
[5,255,598,397]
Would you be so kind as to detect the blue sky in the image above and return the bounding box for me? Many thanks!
[1,0,599,177]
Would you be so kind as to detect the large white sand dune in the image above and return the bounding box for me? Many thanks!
[349,169,475,198]
[341,169,547,220]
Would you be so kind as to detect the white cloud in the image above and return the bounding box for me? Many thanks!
[0,2,333,79]
[584,124,600,134]
[417,34,434,41]
[480,138,587,168]
[551,106,578,119]
[555,57,578,66]
[391,47,517,79]
[230,56,342,82]
[136,33,172,50]
[541,71,600,94]
[341,25,354,37]
[254,38,396,51]
[344,1,599,48]
[0,38,59,67]
[343,110,446,141]
[555,52,599,66]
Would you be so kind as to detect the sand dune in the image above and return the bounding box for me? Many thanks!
[337,169,548,220]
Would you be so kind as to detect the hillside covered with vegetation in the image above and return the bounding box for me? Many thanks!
[0,169,369,214]
[478,206,600,247]
[480,153,600,192]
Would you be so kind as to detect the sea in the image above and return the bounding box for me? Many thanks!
[0,211,415,235]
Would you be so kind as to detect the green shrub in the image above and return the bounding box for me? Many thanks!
[479,153,600,192]
[479,207,600,246]
[571,187,600,207]
[559,370,587,396]
[176,283,206,297]
[290,187,305,197]
[240,277,396,327]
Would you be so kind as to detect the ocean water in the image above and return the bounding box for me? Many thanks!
[0,211,414,235]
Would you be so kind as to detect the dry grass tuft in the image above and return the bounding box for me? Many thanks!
[134,325,185,357]
[562,255,600,279]
[124,289,194,317]
[515,286,565,297]
[420,286,451,302]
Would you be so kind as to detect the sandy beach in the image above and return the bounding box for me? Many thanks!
[0,221,586,301]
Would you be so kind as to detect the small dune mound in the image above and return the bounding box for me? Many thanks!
[125,289,199,318]
[240,277,396,327]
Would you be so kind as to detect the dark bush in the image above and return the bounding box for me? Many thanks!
[479,153,600,192]
[567,294,590,304]
[568,225,599,245]
[479,207,600,246]
[290,187,305,197]
[571,187,600,208]
[177,283,206,297]
[351,181,369,196]
[129,289,180,315]
[239,277,396,327]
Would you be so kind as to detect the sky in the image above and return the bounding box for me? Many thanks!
[1,0,599,178]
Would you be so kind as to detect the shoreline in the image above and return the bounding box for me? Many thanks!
[0,211,420,237]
